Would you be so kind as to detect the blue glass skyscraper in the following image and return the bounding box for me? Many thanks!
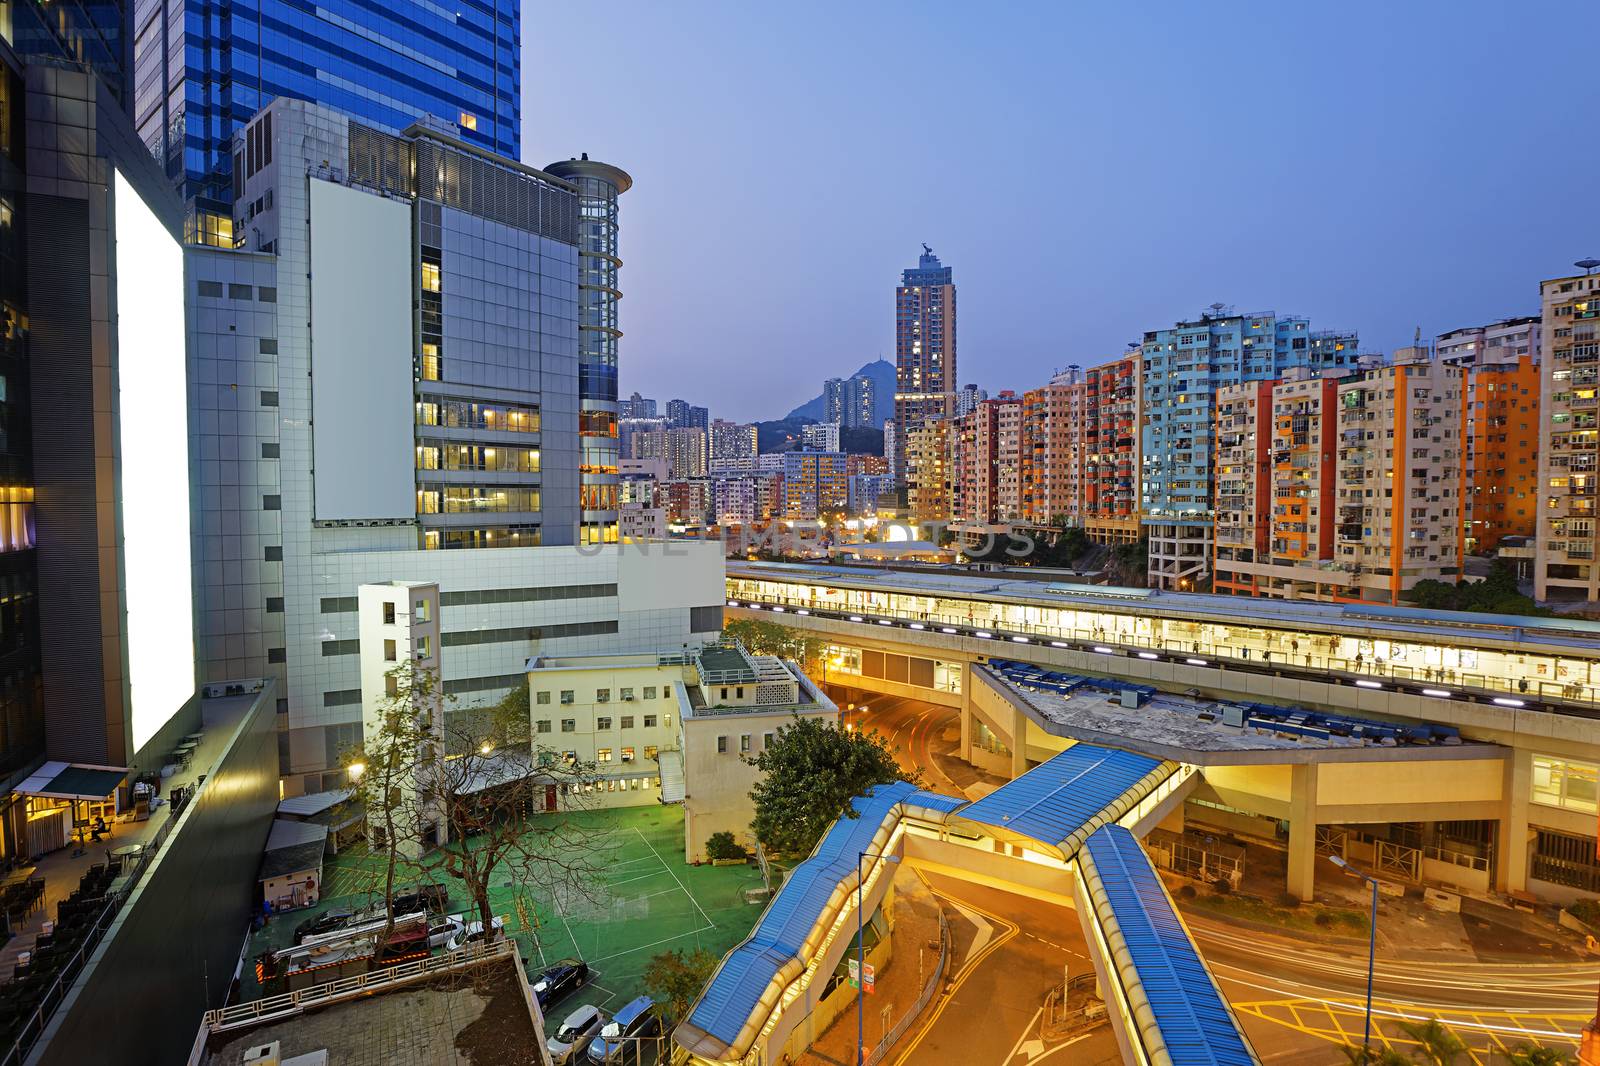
[130,0,520,229]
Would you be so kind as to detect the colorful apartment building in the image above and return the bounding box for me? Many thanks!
[1439,317,1541,554]
[1019,372,1088,528]
[952,394,1023,525]
[1333,350,1465,604]
[905,419,953,525]
[1536,270,1600,603]
[780,451,849,520]
[1213,369,1354,599]
[1141,310,1359,590]
[1082,353,1142,544]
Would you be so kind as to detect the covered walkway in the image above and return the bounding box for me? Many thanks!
[677,742,1251,1065]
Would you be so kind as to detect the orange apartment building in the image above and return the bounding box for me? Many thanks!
[1438,317,1542,554]
[1082,353,1142,543]
[1020,371,1087,528]
[1211,352,1471,605]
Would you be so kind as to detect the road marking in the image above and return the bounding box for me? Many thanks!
[999,1007,1043,1063]
[948,901,995,964]
[890,878,1020,1065]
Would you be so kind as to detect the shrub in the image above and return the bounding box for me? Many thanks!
[1314,911,1333,928]
[1276,891,1300,908]
[1178,884,1197,900]
[1567,898,1600,927]
[706,831,747,862]
[1210,878,1232,895]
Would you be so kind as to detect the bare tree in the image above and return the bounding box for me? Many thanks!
[349,665,611,958]
[340,658,438,952]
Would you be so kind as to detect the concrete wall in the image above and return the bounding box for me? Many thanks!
[32,687,279,1066]
[683,704,837,861]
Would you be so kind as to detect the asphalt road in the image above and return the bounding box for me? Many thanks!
[837,690,979,797]
[889,873,1122,1066]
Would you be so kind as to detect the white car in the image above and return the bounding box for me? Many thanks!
[445,913,506,951]
[548,1004,605,1064]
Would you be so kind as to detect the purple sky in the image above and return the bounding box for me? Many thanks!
[525,4,1599,423]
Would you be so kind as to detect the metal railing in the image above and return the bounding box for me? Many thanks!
[1,811,179,1066]
[863,909,950,1066]
[202,939,514,1031]
[1422,844,1490,873]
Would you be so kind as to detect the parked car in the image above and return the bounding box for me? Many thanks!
[392,883,449,914]
[291,910,353,943]
[548,1004,605,1064]
[586,996,660,1064]
[531,958,590,1010]
[445,913,506,951]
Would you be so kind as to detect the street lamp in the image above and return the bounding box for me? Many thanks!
[1329,854,1379,1055]
[857,849,900,1066]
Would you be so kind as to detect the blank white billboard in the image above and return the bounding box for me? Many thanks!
[308,178,416,522]
[114,170,196,753]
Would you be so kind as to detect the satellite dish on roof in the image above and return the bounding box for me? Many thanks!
[1578,258,1600,275]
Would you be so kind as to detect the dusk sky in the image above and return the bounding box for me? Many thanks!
[527,3,1600,423]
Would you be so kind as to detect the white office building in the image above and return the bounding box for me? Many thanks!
[187,101,725,792]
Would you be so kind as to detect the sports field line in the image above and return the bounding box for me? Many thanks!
[607,872,663,890]
[634,827,715,930]
[586,921,717,965]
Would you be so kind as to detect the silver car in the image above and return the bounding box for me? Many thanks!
[548,1003,605,1064]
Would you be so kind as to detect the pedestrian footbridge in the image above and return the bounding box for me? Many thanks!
[673,742,1258,1066]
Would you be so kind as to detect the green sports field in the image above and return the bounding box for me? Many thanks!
[248,805,769,1013]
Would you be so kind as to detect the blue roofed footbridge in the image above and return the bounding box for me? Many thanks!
[673,742,1256,1066]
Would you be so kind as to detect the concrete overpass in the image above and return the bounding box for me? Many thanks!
[726,561,1600,904]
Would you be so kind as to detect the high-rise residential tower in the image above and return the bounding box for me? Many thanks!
[894,246,957,460]
[824,375,875,429]
[132,0,522,236]
[1438,317,1541,554]
[1140,308,1359,590]
[1537,266,1600,602]
[546,156,632,545]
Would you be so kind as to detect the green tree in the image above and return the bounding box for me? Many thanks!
[1338,1046,1410,1066]
[643,947,717,1022]
[1403,561,1547,617]
[721,618,826,673]
[1396,1017,1466,1065]
[746,714,922,856]
[1504,1046,1575,1066]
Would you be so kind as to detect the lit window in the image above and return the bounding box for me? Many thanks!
[1533,755,1598,814]
[459,111,478,131]
[597,748,612,763]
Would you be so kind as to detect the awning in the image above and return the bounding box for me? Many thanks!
[15,761,130,801]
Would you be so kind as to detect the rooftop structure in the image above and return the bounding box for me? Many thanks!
[193,942,544,1066]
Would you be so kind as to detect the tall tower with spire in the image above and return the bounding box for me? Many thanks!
[893,246,957,479]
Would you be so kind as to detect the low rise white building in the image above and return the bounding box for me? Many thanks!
[525,641,837,860]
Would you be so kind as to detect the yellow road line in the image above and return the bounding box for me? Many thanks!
[889,875,1020,1066]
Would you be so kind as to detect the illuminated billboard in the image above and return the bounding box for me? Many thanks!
[114,169,196,752]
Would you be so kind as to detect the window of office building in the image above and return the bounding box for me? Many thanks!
[597,717,612,730]
[561,719,575,733]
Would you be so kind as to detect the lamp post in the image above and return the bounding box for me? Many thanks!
[1330,854,1379,1055]
[857,849,900,1066]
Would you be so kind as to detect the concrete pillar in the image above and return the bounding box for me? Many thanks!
[1011,706,1029,779]
[1497,749,1531,894]
[959,665,973,761]
[1287,763,1319,902]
